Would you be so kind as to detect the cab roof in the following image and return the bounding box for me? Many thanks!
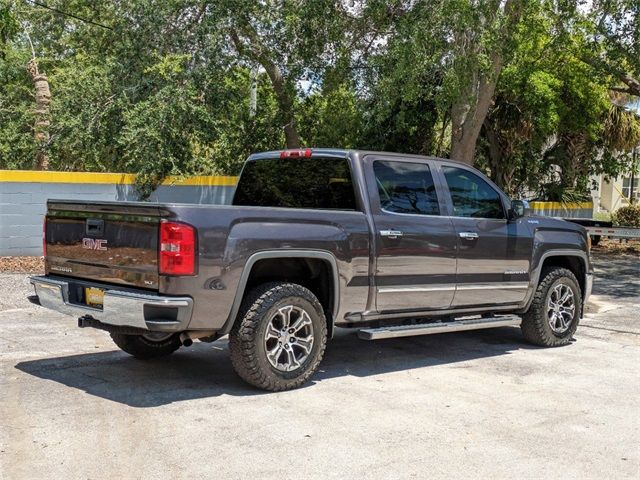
[247,148,468,166]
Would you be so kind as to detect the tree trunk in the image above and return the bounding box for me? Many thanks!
[261,62,300,149]
[450,70,502,165]
[449,0,523,165]
[483,117,516,194]
[229,27,300,149]
[27,59,51,170]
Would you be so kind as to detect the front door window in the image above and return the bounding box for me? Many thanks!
[442,166,505,219]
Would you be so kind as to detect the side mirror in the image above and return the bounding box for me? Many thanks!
[509,199,529,220]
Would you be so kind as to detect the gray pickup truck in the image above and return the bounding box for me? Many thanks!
[30,149,593,390]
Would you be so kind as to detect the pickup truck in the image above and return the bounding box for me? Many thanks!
[30,148,593,391]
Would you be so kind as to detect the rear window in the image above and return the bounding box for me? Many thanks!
[233,157,357,210]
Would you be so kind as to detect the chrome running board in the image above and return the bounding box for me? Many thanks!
[357,315,522,340]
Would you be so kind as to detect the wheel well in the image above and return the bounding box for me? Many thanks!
[244,257,335,326]
[540,255,586,296]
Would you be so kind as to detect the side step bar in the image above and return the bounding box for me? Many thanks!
[357,315,522,340]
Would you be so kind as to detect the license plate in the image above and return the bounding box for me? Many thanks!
[85,287,104,308]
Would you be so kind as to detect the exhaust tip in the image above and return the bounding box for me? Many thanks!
[180,335,193,347]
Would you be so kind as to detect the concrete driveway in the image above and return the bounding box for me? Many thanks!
[1,254,638,479]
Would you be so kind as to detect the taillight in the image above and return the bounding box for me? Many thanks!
[280,148,312,158]
[42,216,47,257]
[159,221,196,276]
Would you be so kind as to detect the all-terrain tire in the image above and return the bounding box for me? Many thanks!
[229,282,328,391]
[521,267,582,347]
[110,332,181,359]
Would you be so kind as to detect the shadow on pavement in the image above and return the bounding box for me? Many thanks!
[590,255,640,299]
[15,326,539,408]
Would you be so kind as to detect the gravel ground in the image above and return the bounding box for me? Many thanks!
[1,254,638,479]
[591,238,640,256]
[0,273,36,312]
[0,256,43,274]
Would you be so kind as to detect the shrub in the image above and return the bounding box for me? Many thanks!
[612,205,640,227]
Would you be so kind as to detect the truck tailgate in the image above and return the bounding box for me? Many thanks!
[45,200,166,290]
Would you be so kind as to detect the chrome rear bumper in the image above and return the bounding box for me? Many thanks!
[30,275,193,332]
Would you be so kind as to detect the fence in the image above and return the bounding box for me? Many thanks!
[0,170,237,256]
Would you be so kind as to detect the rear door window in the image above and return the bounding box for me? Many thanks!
[233,157,357,210]
[373,160,440,215]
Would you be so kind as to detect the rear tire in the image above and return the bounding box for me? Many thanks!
[229,282,328,391]
[521,267,582,347]
[110,332,181,359]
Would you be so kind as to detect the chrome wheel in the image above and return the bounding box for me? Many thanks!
[547,283,575,334]
[264,305,314,372]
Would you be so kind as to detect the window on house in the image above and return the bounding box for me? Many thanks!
[622,177,640,201]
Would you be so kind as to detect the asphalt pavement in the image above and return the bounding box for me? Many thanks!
[1,253,638,479]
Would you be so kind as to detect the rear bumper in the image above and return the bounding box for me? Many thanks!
[30,275,193,332]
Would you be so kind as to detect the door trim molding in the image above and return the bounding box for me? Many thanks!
[456,282,529,291]
[378,282,529,294]
[378,282,529,293]
[378,284,456,293]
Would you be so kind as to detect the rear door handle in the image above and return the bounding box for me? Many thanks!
[459,232,479,240]
[380,230,403,239]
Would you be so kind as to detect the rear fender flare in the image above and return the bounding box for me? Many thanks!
[221,250,340,336]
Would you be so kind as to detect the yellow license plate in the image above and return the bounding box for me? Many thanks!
[85,287,104,307]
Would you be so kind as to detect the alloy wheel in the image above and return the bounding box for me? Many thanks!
[547,283,575,334]
[264,305,314,372]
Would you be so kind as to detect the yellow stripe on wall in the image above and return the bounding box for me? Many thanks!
[0,170,237,186]
[529,201,593,209]
[163,175,238,186]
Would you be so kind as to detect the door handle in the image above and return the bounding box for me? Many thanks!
[459,232,479,240]
[380,230,403,239]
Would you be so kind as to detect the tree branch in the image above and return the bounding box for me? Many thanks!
[229,25,300,148]
[618,74,640,97]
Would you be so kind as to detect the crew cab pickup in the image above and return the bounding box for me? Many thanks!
[30,149,593,390]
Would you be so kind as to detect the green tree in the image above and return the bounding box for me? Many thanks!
[1,0,638,205]
[220,0,349,148]
[588,0,640,97]
[479,1,640,198]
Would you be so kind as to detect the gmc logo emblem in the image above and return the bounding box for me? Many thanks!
[82,238,108,251]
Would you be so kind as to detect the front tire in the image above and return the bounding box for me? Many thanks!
[521,267,582,347]
[110,332,181,359]
[229,282,328,391]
